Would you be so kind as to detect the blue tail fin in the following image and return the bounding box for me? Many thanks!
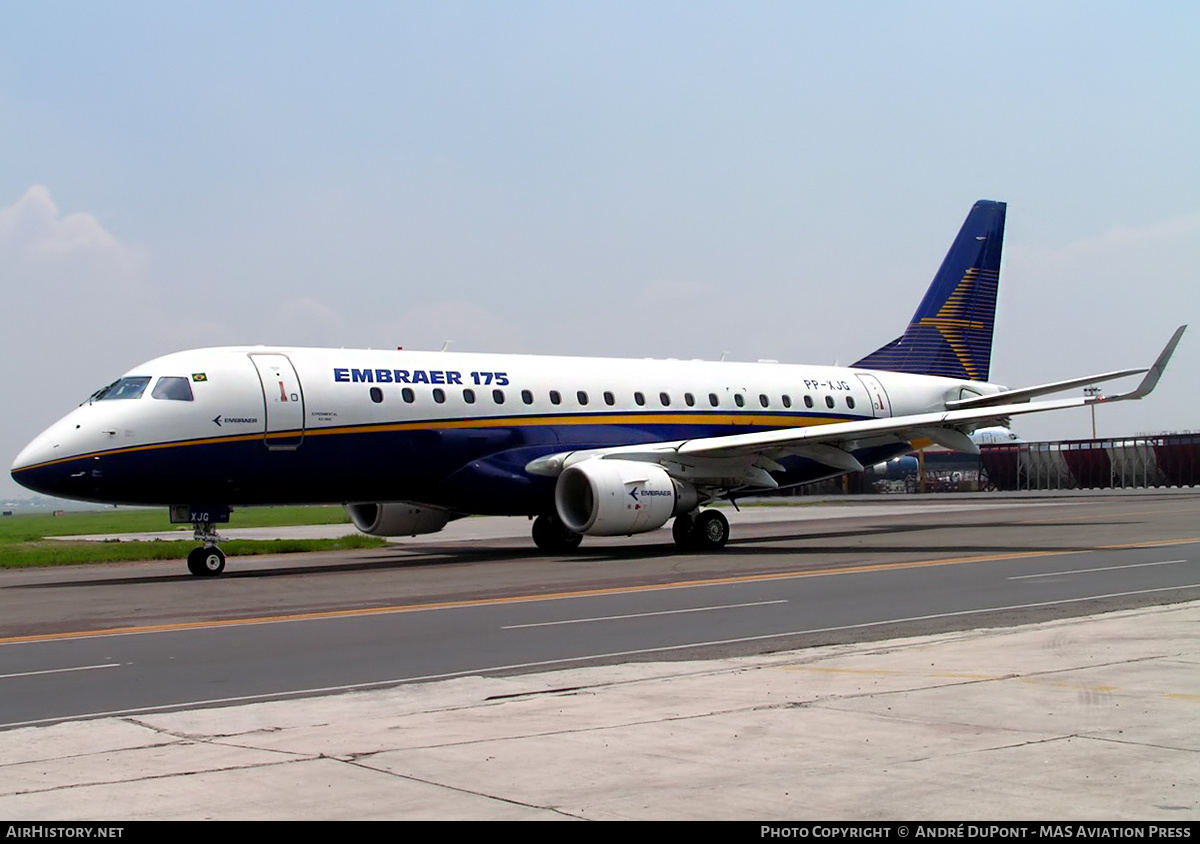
[853,200,1006,382]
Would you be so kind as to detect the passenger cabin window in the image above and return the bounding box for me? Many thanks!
[369,386,383,404]
[549,390,562,405]
[734,394,745,408]
[804,395,814,408]
[603,391,615,406]
[521,389,534,405]
[577,391,589,405]
[151,376,194,402]
[95,376,151,401]
[659,392,670,407]
[634,392,646,406]
[463,388,476,404]
[759,394,769,408]
[782,395,792,408]
[846,396,856,409]
[433,388,446,404]
[684,393,695,407]
[402,388,415,403]
[825,395,835,408]
[708,393,719,407]
[492,389,505,404]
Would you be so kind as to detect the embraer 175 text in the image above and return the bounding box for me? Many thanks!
[11,201,1186,576]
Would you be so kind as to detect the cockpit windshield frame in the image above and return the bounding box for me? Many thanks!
[89,376,152,402]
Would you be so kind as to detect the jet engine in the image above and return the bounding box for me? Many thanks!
[555,459,698,536]
[347,502,451,537]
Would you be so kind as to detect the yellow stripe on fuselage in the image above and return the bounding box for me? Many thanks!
[13,412,851,473]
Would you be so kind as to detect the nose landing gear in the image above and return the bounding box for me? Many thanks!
[171,505,230,577]
[187,543,226,577]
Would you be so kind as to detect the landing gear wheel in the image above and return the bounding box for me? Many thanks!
[531,513,583,553]
[690,510,729,551]
[672,514,696,549]
[187,546,226,577]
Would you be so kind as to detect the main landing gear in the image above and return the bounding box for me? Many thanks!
[672,509,730,551]
[529,509,730,552]
[531,513,583,553]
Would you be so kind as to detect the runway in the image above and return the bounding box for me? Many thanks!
[2,491,1199,729]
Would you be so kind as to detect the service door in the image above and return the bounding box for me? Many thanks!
[855,373,892,418]
[250,353,305,449]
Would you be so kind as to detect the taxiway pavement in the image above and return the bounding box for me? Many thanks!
[1,599,1197,820]
[2,494,1198,820]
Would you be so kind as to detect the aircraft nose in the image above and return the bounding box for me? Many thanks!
[10,417,87,498]
[12,431,55,474]
[11,430,62,495]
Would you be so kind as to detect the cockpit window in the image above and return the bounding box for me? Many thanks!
[152,376,194,401]
[92,376,152,401]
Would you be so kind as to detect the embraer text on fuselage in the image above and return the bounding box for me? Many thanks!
[332,368,510,386]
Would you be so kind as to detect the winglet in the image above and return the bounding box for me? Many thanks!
[1094,325,1186,404]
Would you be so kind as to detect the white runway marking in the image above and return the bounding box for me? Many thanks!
[1008,559,1187,580]
[0,663,121,680]
[501,599,788,629]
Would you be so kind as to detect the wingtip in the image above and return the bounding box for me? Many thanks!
[1097,325,1186,403]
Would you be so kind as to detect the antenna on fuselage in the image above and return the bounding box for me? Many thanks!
[440,341,454,352]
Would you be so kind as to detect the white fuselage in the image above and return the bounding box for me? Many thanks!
[11,346,992,511]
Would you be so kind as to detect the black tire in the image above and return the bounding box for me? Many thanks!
[187,546,226,577]
[690,510,729,551]
[531,514,583,553]
[672,514,695,549]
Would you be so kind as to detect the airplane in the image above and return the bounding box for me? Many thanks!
[10,200,1187,577]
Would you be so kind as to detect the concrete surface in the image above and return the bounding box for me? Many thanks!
[47,497,1071,543]
[1,598,1196,820]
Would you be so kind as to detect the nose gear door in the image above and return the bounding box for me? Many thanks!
[249,353,305,449]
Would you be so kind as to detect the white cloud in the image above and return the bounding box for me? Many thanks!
[0,185,147,279]
[1008,210,1200,272]
[367,300,531,354]
[997,210,1200,442]
[1099,213,1200,248]
[1,186,161,498]
[261,296,351,347]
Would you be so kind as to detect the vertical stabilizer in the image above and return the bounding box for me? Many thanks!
[853,200,1006,381]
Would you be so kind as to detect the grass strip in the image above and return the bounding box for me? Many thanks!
[0,505,386,568]
[2,535,388,568]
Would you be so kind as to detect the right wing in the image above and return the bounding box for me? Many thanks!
[946,325,1186,410]
[527,326,1187,490]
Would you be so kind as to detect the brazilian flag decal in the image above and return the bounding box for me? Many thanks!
[192,373,208,382]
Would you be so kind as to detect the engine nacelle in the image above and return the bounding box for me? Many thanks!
[555,459,698,536]
[347,502,451,537]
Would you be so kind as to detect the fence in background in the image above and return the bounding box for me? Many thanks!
[979,434,1200,491]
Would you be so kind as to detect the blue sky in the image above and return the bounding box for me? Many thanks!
[3,2,1198,499]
